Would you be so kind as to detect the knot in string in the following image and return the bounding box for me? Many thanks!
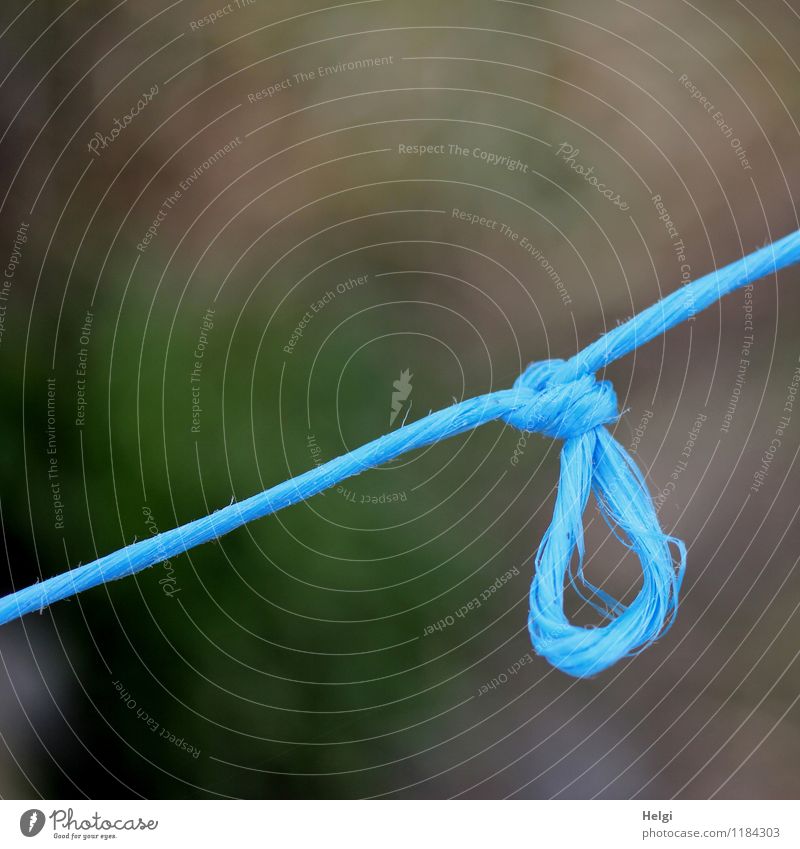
[501,358,618,439]
[493,357,686,678]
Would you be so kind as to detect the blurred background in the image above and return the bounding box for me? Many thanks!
[0,0,799,799]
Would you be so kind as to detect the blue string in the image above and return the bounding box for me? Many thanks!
[3,229,800,677]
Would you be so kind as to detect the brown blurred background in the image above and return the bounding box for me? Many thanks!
[0,0,799,799]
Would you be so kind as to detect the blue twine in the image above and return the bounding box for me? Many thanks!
[3,229,800,677]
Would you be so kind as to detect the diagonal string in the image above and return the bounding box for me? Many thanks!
[2,228,799,677]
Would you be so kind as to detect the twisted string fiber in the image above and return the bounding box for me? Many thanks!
[3,230,800,677]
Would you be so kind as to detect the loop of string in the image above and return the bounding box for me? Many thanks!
[2,229,800,677]
[502,359,684,677]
